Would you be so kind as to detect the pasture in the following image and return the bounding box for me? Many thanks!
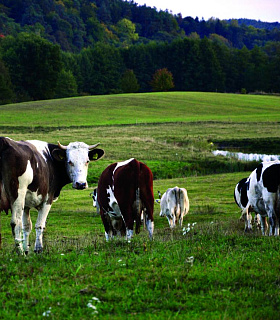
[1,92,280,319]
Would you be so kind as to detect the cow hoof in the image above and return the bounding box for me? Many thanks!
[34,248,43,254]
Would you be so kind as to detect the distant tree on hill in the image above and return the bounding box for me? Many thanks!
[150,68,174,92]
[55,69,78,98]
[1,32,62,101]
[0,59,14,104]
[120,69,140,93]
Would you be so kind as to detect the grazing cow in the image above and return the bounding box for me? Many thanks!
[0,137,104,254]
[97,158,154,240]
[245,160,280,235]
[159,186,189,228]
[234,177,263,232]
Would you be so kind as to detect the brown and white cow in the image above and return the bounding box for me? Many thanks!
[97,158,154,240]
[0,137,104,254]
[159,186,189,228]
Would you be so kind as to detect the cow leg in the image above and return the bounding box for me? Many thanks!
[10,162,33,254]
[259,215,267,235]
[100,209,113,241]
[22,208,32,254]
[10,190,29,254]
[34,203,51,252]
[274,216,279,236]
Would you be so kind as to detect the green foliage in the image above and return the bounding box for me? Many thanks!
[115,18,139,46]
[55,69,78,98]
[1,33,62,101]
[0,59,14,104]
[120,69,140,93]
[150,68,175,92]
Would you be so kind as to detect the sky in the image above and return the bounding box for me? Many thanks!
[134,0,280,23]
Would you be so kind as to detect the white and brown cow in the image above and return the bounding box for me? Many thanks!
[97,158,154,240]
[245,160,280,236]
[0,137,104,254]
[159,186,189,228]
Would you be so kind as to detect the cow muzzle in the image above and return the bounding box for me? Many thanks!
[74,182,88,190]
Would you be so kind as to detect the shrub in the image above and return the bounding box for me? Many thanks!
[150,68,175,92]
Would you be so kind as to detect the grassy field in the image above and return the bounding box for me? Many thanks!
[1,92,280,319]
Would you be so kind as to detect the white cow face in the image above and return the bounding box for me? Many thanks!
[52,141,104,190]
[66,142,90,189]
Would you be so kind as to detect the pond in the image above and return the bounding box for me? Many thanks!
[212,150,280,162]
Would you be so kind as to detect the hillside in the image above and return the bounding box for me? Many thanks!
[1,0,280,52]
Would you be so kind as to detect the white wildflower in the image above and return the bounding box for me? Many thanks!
[186,256,194,266]
[87,303,97,310]
[42,307,52,317]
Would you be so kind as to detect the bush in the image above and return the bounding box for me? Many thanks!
[150,68,174,92]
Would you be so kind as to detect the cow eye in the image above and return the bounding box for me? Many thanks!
[86,160,90,165]
[68,160,74,166]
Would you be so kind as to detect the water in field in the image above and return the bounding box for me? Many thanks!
[213,150,280,162]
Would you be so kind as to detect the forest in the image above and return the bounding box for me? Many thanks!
[0,0,280,104]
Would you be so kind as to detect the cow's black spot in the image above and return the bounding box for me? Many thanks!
[262,164,280,193]
[240,181,249,208]
[237,178,247,193]
[256,163,263,182]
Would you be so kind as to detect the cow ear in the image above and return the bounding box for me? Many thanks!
[89,148,105,161]
[52,148,66,162]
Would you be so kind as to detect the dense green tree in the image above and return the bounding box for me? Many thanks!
[0,59,14,104]
[150,68,174,92]
[115,18,139,46]
[1,32,62,101]
[55,69,78,98]
[78,43,124,95]
[120,69,139,93]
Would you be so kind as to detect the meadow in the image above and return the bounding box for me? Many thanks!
[1,92,280,319]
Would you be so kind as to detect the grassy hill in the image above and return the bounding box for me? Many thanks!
[1,92,280,128]
[1,92,280,319]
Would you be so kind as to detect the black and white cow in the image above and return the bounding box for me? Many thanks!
[245,160,280,235]
[159,186,189,228]
[0,137,104,254]
[234,177,263,232]
[97,158,154,240]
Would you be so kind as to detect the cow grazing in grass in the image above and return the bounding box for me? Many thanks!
[97,158,154,240]
[245,160,280,235]
[0,137,104,254]
[234,177,263,232]
[159,186,189,228]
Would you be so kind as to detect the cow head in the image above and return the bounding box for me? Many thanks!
[52,141,104,189]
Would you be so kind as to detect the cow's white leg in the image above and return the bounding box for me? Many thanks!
[10,204,24,254]
[22,208,32,254]
[146,219,154,239]
[105,230,114,241]
[126,229,133,240]
[10,161,33,254]
[34,203,51,252]
[274,216,279,236]
[260,216,266,235]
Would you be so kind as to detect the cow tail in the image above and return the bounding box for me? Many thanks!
[135,160,141,216]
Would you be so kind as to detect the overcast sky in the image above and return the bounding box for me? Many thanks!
[135,0,280,23]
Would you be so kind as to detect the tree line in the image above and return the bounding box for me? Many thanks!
[0,32,279,104]
[1,0,280,52]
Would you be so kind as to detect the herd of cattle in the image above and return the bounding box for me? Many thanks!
[0,137,279,255]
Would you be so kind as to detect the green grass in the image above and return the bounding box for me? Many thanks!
[1,92,280,319]
[0,92,280,127]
